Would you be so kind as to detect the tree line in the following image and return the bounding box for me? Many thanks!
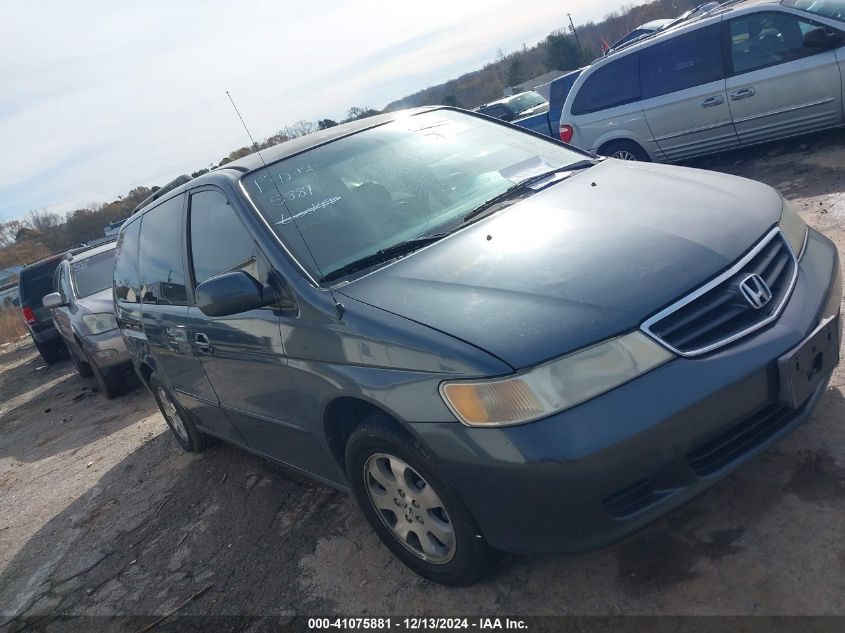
[0,106,380,271]
[386,0,702,110]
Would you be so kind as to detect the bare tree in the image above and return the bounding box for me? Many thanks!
[26,210,65,250]
[0,221,25,249]
[281,120,318,139]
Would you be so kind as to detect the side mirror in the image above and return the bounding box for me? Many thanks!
[42,292,65,309]
[195,271,274,317]
[804,27,842,50]
[12,297,20,307]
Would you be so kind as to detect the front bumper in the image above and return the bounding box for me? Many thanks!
[80,328,132,373]
[410,228,841,554]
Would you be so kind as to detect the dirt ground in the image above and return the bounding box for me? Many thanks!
[1,131,844,621]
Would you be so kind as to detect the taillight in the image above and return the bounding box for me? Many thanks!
[559,124,574,144]
[22,306,37,325]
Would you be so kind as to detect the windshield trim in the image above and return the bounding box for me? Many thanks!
[237,107,596,288]
[237,178,323,288]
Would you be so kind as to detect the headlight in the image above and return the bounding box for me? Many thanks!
[779,199,807,258]
[440,331,674,427]
[80,313,118,335]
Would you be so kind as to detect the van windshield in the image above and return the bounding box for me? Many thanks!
[71,251,115,298]
[241,110,585,282]
[782,0,845,21]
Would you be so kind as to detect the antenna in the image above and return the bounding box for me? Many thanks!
[225,91,336,307]
[226,91,260,151]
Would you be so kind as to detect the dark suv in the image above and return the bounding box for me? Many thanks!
[18,254,68,363]
[116,107,840,585]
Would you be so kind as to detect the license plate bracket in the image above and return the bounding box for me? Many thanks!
[778,316,840,409]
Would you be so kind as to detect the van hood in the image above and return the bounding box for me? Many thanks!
[76,287,115,315]
[336,160,784,369]
[514,103,549,119]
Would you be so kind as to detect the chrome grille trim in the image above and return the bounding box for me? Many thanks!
[641,227,799,357]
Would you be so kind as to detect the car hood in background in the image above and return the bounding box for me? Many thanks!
[514,103,549,120]
[76,288,114,315]
[337,160,784,369]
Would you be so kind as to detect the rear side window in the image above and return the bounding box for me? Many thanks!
[114,219,141,303]
[641,25,724,99]
[138,195,188,306]
[188,190,258,285]
[572,53,641,115]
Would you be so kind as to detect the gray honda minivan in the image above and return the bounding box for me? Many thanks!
[115,107,841,585]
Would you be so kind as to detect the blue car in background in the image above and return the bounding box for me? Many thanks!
[507,68,584,140]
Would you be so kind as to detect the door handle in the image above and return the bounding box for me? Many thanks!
[701,95,725,108]
[194,333,213,354]
[730,88,756,101]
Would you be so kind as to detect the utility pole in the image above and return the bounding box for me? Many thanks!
[567,13,585,64]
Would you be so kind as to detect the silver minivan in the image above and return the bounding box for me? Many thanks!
[559,0,845,162]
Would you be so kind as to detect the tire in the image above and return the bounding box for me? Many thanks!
[89,356,125,400]
[149,373,212,452]
[69,344,94,378]
[346,413,499,586]
[600,139,650,162]
[34,339,65,364]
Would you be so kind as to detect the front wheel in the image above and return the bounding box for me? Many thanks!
[69,344,93,378]
[346,414,499,586]
[89,356,125,400]
[149,374,212,452]
[600,139,650,162]
[34,339,65,364]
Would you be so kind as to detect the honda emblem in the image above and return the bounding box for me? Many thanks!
[739,274,772,310]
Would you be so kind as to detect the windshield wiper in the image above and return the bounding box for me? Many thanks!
[321,234,447,283]
[462,160,597,224]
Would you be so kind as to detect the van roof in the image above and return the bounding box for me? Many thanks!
[602,0,779,58]
[125,107,440,222]
[21,238,116,271]
[66,240,116,263]
[224,107,436,173]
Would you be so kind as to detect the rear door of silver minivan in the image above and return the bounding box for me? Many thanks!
[640,21,740,161]
[723,8,844,145]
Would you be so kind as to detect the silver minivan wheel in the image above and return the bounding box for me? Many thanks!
[157,386,189,443]
[612,149,638,161]
[364,452,456,564]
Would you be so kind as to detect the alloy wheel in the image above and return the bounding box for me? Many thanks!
[612,150,638,161]
[157,386,188,443]
[364,452,456,564]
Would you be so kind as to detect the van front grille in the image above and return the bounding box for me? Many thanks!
[642,229,798,356]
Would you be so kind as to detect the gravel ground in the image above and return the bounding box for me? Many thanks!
[1,130,844,622]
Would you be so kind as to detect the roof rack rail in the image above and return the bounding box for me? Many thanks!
[64,235,119,259]
[21,235,119,268]
[133,174,192,213]
[605,0,729,56]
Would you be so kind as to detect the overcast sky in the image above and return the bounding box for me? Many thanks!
[0,0,640,223]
